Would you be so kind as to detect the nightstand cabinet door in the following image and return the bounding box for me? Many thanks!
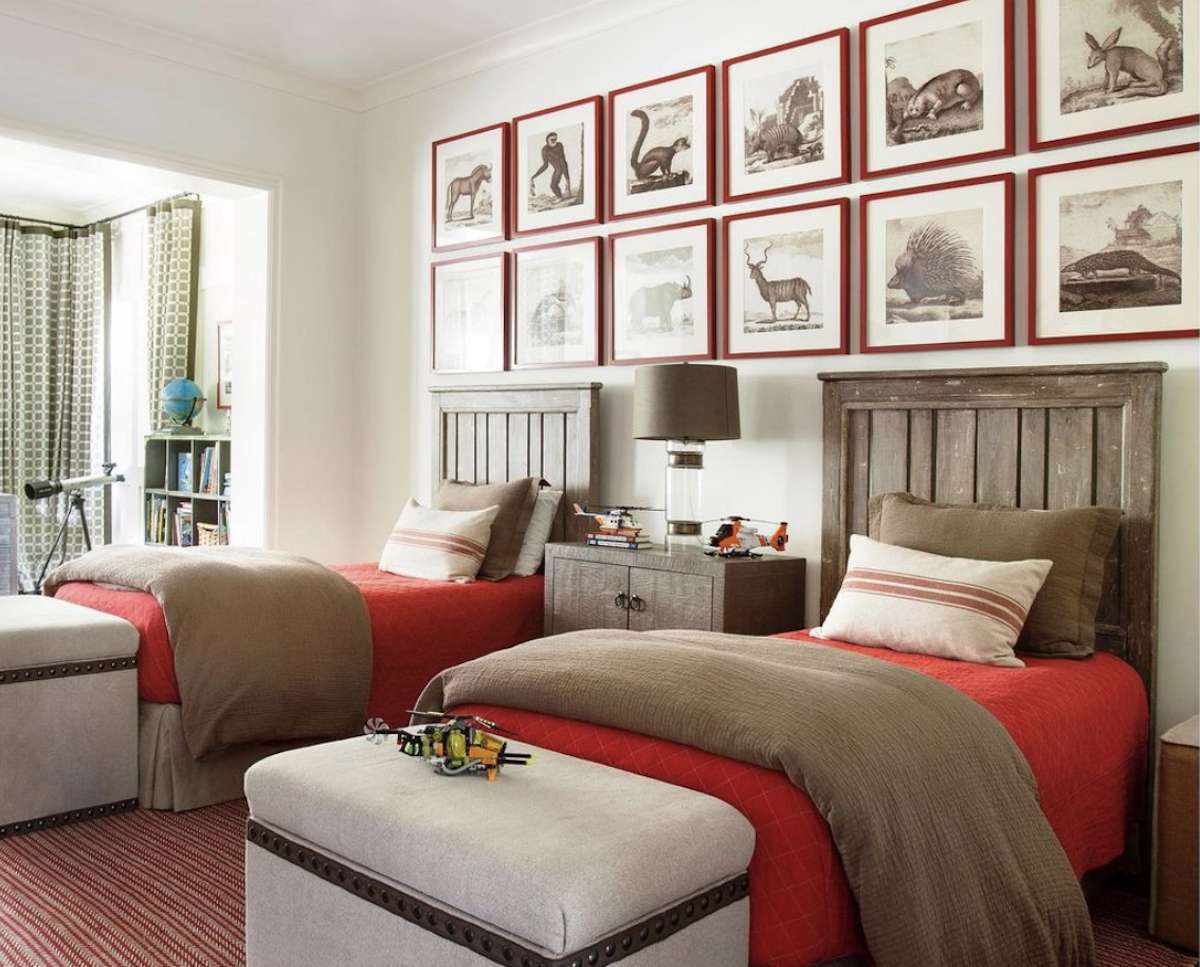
[549,558,629,634]
[628,568,713,632]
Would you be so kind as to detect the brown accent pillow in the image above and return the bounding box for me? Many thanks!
[870,492,1120,657]
[433,477,540,581]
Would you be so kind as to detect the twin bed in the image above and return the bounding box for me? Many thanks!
[50,364,1161,967]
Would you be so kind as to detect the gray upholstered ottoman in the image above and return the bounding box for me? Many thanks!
[0,595,139,836]
[245,737,754,967]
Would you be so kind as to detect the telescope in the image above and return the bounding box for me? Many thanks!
[25,464,125,501]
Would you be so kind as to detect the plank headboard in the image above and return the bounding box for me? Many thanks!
[430,383,601,543]
[819,362,1164,711]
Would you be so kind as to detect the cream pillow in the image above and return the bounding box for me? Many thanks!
[512,489,563,577]
[379,499,500,582]
[812,535,1052,667]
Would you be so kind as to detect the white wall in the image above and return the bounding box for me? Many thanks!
[0,12,363,562]
[359,0,1199,732]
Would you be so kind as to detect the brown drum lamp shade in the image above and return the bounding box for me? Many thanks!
[633,363,740,541]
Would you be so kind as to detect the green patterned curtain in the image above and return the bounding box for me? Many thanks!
[0,220,107,584]
[145,198,200,426]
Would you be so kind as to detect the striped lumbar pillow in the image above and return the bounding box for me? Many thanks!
[379,499,500,582]
[813,534,1052,667]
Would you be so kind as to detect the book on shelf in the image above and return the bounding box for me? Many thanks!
[175,502,194,547]
[176,452,193,492]
[198,446,218,495]
[146,494,170,544]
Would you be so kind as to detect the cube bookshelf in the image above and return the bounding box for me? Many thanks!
[143,434,231,546]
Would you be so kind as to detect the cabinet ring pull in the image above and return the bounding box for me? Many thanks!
[614,592,628,610]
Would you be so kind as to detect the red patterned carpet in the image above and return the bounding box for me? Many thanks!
[0,801,1195,967]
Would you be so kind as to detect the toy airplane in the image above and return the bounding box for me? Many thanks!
[573,502,657,536]
[704,517,789,558]
[367,711,531,782]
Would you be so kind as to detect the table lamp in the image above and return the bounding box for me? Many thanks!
[632,363,740,544]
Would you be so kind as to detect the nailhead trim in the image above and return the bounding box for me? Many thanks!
[0,798,138,839]
[246,819,748,967]
[0,656,137,686]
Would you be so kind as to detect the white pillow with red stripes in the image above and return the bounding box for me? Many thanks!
[812,534,1053,667]
[379,499,500,582]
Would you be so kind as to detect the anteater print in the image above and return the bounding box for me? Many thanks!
[1060,249,1180,283]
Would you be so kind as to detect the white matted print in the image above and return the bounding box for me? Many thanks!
[1032,0,1197,147]
[862,174,1013,352]
[724,30,849,201]
[513,238,602,369]
[1031,145,1197,344]
[723,200,848,358]
[862,0,1013,178]
[610,220,714,364]
[433,124,507,251]
[513,97,602,236]
[610,67,713,219]
[431,253,507,373]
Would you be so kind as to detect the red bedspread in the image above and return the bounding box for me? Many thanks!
[454,632,1148,967]
[54,564,544,727]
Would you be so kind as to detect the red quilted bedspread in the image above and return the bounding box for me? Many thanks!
[53,564,544,726]
[454,632,1148,967]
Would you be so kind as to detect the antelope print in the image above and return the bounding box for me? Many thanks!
[745,241,812,322]
[445,163,492,223]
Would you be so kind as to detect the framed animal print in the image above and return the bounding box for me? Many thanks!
[861,172,1014,352]
[1029,143,1197,345]
[608,66,715,221]
[860,0,1014,179]
[512,238,603,369]
[512,96,603,237]
[722,199,850,359]
[432,123,508,252]
[1029,0,1198,149]
[608,219,715,365]
[431,253,508,373]
[722,29,850,203]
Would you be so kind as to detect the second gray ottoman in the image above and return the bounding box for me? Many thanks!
[245,736,754,967]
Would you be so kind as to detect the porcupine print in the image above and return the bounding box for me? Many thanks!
[884,207,985,324]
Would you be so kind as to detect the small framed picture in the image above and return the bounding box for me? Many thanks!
[512,238,603,369]
[1029,0,1197,150]
[432,123,508,252]
[608,218,715,365]
[861,172,1014,352]
[431,253,508,373]
[723,29,850,203]
[608,66,715,221]
[722,199,850,359]
[512,96,603,237]
[216,320,233,410]
[860,0,1014,179]
[1030,143,1197,345]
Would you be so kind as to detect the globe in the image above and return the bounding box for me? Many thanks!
[160,378,206,428]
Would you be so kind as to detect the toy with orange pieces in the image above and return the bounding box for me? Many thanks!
[703,516,789,558]
[367,711,533,781]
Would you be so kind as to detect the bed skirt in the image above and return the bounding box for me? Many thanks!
[138,702,307,812]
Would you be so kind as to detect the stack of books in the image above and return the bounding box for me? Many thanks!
[146,494,169,543]
[586,529,651,550]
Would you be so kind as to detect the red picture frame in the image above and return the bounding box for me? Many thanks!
[722,28,851,204]
[510,237,604,370]
[720,198,851,359]
[430,252,509,374]
[859,0,1014,180]
[511,96,604,238]
[607,65,716,222]
[431,122,509,253]
[1027,0,1198,152]
[860,172,1015,353]
[607,218,716,366]
[1028,143,1198,345]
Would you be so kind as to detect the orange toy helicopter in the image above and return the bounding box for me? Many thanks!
[704,516,789,558]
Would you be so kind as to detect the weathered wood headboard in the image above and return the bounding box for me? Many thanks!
[430,383,601,543]
[819,362,1164,712]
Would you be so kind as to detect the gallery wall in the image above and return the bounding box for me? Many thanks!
[359,0,1199,731]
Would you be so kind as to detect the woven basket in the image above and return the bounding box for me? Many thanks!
[196,523,222,547]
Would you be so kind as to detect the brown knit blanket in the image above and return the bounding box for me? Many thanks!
[46,546,371,758]
[416,629,1095,967]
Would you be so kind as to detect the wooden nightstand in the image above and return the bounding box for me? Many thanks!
[544,542,805,637]
[1150,714,1199,952]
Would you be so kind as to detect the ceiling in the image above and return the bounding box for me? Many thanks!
[1,0,682,109]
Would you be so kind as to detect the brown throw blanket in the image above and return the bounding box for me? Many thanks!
[46,546,371,758]
[416,629,1095,967]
